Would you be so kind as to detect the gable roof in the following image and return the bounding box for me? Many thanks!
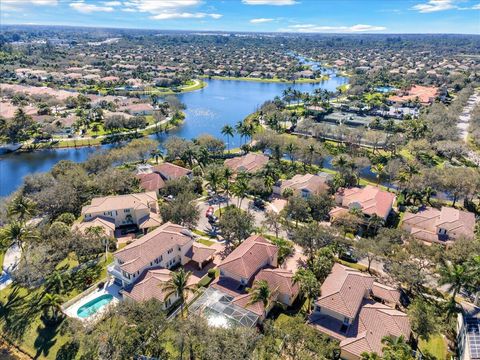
[371,282,401,305]
[224,153,269,173]
[81,192,157,215]
[114,222,193,274]
[137,172,166,192]
[218,235,278,281]
[340,302,411,358]
[73,216,115,235]
[254,268,299,299]
[338,185,395,219]
[121,268,172,302]
[402,206,475,243]
[315,263,374,319]
[185,242,216,264]
[152,162,192,180]
[279,173,329,194]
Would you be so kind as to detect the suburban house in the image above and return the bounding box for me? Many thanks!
[273,173,331,198]
[81,192,162,234]
[224,153,269,173]
[330,185,396,221]
[211,235,299,320]
[152,162,193,181]
[309,264,410,360]
[457,303,480,360]
[401,206,476,245]
[388,85,439,105]
[136,162,193,194]
[108,222,215,289]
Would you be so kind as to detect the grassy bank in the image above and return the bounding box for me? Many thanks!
[200,75,329,84]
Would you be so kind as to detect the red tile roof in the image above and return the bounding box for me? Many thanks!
[114,222,193,274]
[137,172,166,192]
[153,162,192,180]
[254,268,299,300]
[336,185,395,219]
[224,153,269,173]
[121,268,172,302]
[218,235,278,281]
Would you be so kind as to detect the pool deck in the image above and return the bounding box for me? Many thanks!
[63,280,122,321]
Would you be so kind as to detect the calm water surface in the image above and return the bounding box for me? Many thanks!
[0,76,347,197]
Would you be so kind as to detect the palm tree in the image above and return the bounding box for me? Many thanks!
[235,121,246,146]
[380,335,412,360]
[150,149,163,164]
[293,268,319,312]
[285,142,298,165]
[221,167,234,206]
[248,280,277,319]
[7,194,36,221]
[360,352,381,360]
[41,293,64,322]
[221,124,235,153]
[232,175,249,208]
[45,270,69,294]
[370,163,385,187]
[367,214,384,236]
[0,221,38,252]
[206,167,223,214]
[438,262,471,315]
[161,268,196,318]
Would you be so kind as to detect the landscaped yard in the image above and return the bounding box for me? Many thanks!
[0,254,113,360]
[418,334,448,360]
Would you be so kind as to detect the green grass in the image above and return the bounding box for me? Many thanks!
[196,238,215,246]
[418,334,448,360]
[0,254,113,359]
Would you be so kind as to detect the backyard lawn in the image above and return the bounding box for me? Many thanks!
[418,334,448,360]
[0,254,113,360]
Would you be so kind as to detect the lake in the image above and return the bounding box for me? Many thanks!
[0,75,348,197]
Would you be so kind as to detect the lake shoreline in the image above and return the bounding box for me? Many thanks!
[199,75,330,84]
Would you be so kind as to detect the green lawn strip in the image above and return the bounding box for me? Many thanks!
[196,238,215,246]
[418,334,447,360]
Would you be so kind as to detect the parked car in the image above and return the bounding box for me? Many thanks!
[339,248,358,263]
[205,206,214,218]
[208,214,218,224]
[252,198,265,210]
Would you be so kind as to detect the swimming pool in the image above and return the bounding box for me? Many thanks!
[77,294,114,319]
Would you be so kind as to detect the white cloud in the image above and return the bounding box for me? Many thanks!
[103,1,122,6]
[411,0,462,12]
[250,18,274,23]
[281,23,387,33]
[151,12,222,19]
[70,1,115,13]
[242,0,297,5]
[470,3,480,9]
[123,0,222,20]
[1,0,57,11]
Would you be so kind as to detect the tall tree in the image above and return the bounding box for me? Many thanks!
[161,268,196,318]
[248,280,277,319]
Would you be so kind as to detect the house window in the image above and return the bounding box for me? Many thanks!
[438,228,447,235]
[343,317,350,325]
[124,209,130,213]
[167,248,173,254]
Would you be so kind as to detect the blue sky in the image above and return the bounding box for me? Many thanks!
[1,0,479,34]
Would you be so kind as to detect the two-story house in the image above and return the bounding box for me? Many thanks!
[81,192,162,234]
[309,264,410,360]
[401,206,475,245]
[273,173,331,198]
[137,162,193,195]
[108,222,215,309]
[211,235,299,320]
[330,185,396,221]
[224,153,269,174]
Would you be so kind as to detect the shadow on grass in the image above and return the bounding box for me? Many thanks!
[0,285,45,341]
[33,316,64,359]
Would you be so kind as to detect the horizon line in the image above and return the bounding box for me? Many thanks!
[1,23,479,36]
